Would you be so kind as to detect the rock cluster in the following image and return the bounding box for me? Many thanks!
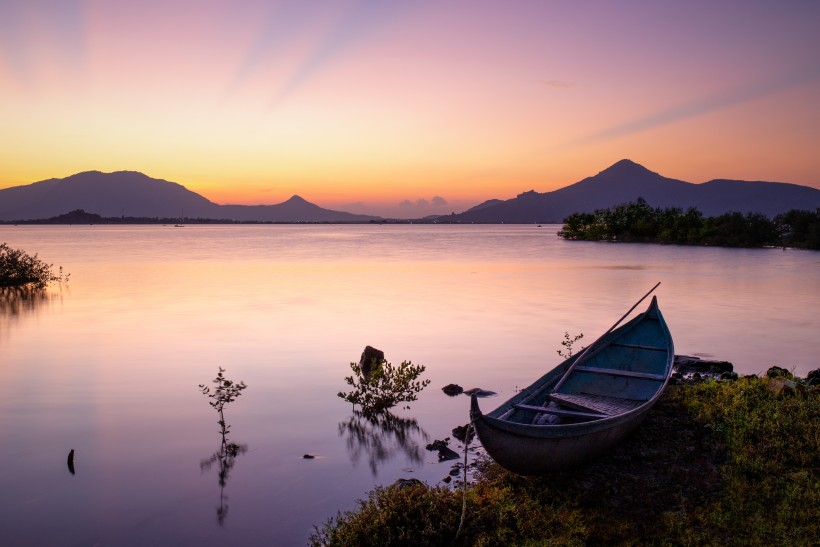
[425,439,460,461]
[672,355,736,383]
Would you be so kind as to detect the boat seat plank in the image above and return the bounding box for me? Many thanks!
[573,365,667,381]
[611,342,667,352]
[513,403,605,419]
[549,392,644,416]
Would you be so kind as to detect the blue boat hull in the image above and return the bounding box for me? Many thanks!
[471,296,674,475]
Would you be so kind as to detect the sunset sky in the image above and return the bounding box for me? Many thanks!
[1,1,818,217]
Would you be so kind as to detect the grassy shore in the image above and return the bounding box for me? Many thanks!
[310,375,819,546]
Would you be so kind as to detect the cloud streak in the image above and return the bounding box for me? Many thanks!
[399,195,448,209]
[267,0,412,108]
[537,79,575,89]
[565,66,820,147]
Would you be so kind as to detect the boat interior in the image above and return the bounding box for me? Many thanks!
[501,310,671,426]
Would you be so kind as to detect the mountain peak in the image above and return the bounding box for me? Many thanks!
[284,195,310,204]
[597,159,654,178]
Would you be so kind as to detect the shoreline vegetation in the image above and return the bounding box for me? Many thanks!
[310,369,820,545]
[0,209,406,226]
[0,243,68,288]
[559,198,820,250]
[4,205,820,252]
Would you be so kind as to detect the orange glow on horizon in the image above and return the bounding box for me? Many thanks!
[1,2,818,217]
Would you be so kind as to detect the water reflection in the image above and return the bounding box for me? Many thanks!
[197,368,249,526]
[67,449,75,476]
[0,286,60,336]
[201,440,248,526]
[339,410,428,477]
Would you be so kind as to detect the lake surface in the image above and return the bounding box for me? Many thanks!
[1,225,818,546]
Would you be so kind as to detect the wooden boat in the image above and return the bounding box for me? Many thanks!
[470,294,673,475]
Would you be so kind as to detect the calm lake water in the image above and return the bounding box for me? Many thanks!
[1,225,818,545]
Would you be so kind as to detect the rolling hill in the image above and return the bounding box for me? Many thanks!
[0,171,380,222]
[447,160,820,223]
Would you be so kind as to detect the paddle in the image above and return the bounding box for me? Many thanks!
[550,282,661,394]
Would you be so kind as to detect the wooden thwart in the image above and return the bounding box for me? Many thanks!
[573,365,667,381]
[549,392,645,416]
[611,342,667,352]
[513,403,605,419]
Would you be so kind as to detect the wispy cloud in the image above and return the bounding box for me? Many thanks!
[537,79,575,89]
[268,0,412,108]
[399,195,448,209]
[564,66,820,147]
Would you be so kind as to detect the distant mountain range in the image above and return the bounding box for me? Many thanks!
[448,160,820,223]
[1,161,818,223]
[0,171,379,223]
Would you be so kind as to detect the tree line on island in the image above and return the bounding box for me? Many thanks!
[559,198,820,250]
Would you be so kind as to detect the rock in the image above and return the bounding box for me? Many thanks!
[463,388,497,397]
[767,378,797,397]
[359,346,385,379]
[766,366,793,379]
[442,475,452,483]
[673,355,734,382]
[392,478,423,490]
[710,361,734,374]
[442,383,464,396]
[452,424,474,444]
[426,439,460,461]
[449,467,461,476]
[674,355,711,371]
[303,454,316,459]
[806,368,820,386]
[720,371,738,381]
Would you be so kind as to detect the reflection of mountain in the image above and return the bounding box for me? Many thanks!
[339,411,428,477]
[0,287,59,338]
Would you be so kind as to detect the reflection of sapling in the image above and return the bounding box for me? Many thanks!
[338,358,431,415]
[198,367,247,441]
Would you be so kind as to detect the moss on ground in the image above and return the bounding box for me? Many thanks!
[310,376,820,546]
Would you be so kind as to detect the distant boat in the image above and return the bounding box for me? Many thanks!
[471,293,673,475]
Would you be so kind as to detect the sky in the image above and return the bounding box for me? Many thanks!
[1,0,819,218]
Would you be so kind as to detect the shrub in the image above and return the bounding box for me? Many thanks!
[338,359,431,415]
[198,367,247,441]
[0,243,68,288]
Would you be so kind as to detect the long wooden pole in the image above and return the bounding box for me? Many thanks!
[551,282,661,394]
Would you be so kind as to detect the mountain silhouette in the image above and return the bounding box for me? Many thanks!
[448,159,820,223]
[2,162,817,223]
[0,171,379,222]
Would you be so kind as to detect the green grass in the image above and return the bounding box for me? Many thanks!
[311,377,820,546]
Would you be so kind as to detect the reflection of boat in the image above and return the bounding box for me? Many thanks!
[471,295,673,475]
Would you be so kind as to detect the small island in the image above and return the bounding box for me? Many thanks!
[558,198,820,250]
